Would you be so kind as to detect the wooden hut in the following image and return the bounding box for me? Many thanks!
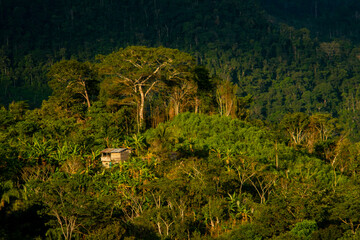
[100,148,131,168]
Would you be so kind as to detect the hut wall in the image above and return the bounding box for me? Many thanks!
[121,151,130,160]
[111,153,122,161]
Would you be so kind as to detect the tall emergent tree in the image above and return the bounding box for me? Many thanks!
[48,60,99,112]
[98,46,195,130]
[216,80,239,117]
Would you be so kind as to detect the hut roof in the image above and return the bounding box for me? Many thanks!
[100,148,128,153]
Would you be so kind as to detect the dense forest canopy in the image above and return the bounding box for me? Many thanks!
[2,0,360,239]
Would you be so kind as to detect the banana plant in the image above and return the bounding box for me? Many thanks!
[0,180,23,211]
[226,192,252,224]
[124,134,146,155]
[50,141,83,165]
[21,137,54,165]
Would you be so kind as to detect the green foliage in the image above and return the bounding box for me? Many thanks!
[330,179,360,236]
[311,224,343,240]
[290,220,318,240]
[48,59,99,115]
[87,221,126,240]
[146,113,278,164]
[27,172,122,239]
[0,180,22,211]
[280,112,309,146]
[0,104,359,239]
[98,46,197,130]
[0,0,359,134]
[2,5,360,236]
[220,223,262,240]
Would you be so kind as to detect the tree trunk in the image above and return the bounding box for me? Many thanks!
[84,88,91,110]
[195,97,200,113]
[174,101,179,116]
[139,86,145,131]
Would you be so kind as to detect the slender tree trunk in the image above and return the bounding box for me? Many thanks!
[79,80,91,110]
[174,101,179,116]
[225,98,233,116]
[139,86,145,130]
[156,222,162,236]
[84,88,91,110]
[195,97,199,113]
[275,141,279,169]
